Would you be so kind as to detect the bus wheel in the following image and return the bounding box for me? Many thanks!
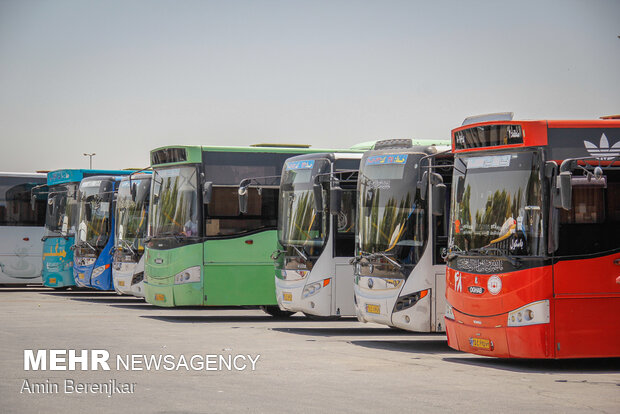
[260,306,295,318]
[53,286,70,291]
[302,312,340,321]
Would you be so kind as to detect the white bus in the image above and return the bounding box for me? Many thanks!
[271,153,362,318]
[113,173,151,296]
[351,140,452,331]
[0,172,47,285]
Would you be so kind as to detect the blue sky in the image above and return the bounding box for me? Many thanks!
[1,0,619,171]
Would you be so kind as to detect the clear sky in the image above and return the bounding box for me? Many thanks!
[1,0,619,172]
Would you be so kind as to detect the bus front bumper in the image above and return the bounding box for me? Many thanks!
[445,307,552,358]
[144,279,203,307]
[275,277,333,317]
[42,268,75,288]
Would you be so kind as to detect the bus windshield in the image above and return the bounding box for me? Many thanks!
[45,183,79,237]
[76,180,113,248]
[278,160,328,256]
[116,177,151,248]
[149,166,199,239]
[357,153,426,265]
[449,150,544,256]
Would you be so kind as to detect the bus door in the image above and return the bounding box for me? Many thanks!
[553,171,620,357]
[203,186,279,305]
[333,187,357,316]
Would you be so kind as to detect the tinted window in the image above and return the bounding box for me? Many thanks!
[206,187,278,237]
[0,176,47,227]
[557,171,620,256]
[203,151,304,185]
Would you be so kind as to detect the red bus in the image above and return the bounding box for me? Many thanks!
[444,114,620,358]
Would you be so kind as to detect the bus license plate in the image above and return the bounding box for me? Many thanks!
[282,292,292,302]
[78,273,84,280]
[49,278,56,284]
[470,337,492,350]
[366,304,380,314]
[118,281,125,286]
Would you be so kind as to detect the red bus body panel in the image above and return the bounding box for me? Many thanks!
[553,252,620,358]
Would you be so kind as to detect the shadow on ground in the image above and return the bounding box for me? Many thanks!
[442,356,620,374]
[350,339,458,354]
[0,287,53,292]
[271,326,436,337]
[140,314,358,324]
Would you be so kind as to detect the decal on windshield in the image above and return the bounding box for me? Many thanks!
[467,155,511,169]
[366,154,408,166]
[285,160,315,170]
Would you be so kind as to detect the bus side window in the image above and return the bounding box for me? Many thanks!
[205,187,278,237]
[557,171,620,256]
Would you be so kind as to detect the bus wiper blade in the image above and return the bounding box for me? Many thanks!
[473,247,522,268]
[119,239,135,254]
[77,241,97,252]
[369,252,403,270]
[290,245,308,262]
[349,251,373,265]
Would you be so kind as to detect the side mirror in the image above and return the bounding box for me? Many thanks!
[418,171,429,201]
[130,182,137,202]
[455,176,465,203]
[313,183,323,213]
[364,187,374,217]
[238,186,248,214]
[431,183,447,216]
[203,181,213,204]
[555,172,572,210]
[31,194,37,211]
[330,185,342,215]
[85,203,92,221]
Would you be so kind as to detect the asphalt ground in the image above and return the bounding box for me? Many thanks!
[0,287,618,413]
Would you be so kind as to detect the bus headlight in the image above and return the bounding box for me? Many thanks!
[393,289,429,312]
[445,303,455,320]
[92,264,110,278]
[302,282,322,298]
[507,300,550,327]
[174,266,201,285]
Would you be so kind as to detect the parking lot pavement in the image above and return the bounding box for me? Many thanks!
[1,288,618,413]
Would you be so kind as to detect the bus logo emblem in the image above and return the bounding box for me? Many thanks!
[367,278,374,289]
[487,275,502,295]
[584,133,620,161]
[455,271,462,293]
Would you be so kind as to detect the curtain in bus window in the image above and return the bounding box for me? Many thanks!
[0,177,47,226]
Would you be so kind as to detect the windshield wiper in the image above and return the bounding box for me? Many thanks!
[350,251,403,270]
[290,245,308,262]
[369,252,403,270]
[118,239,135,254]
[74,241,97,252]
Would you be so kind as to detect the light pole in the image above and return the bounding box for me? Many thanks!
[83,153,96,169]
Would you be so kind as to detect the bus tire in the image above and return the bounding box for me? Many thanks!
[53,286,70,291]
[260,306,295,318]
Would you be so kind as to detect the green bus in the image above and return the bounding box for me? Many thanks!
[144,144,361,315]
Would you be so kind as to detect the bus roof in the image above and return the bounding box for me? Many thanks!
[149,144,371,167]
[451,118,620,161]
[0,172,47,179]
[47,169,132,185]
